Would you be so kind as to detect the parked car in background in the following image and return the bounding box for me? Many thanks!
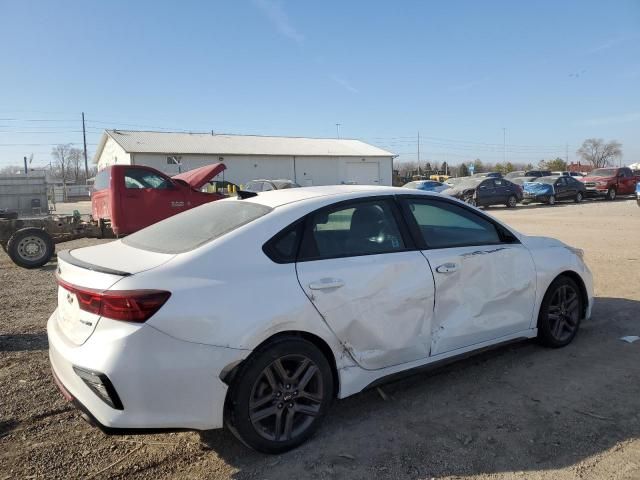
[524,170,552,178]
[511,176,537,186]
[472,172,503,178]
[244,179,300,192]
[402,180,449,193]
[552,171,585,178]
[522,176,586,205]
[429,174,450,182]
[444,176,468,187]
[49,185,593,453]
[92,163,226,236]
[505,171,526,179]
[580,167,638,200]
[443,177,522,207]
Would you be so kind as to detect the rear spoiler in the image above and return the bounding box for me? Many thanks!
[57,250,131,277]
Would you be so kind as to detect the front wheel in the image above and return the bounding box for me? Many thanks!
[575,192,583,203]
[506,195,517,208]
[537,276,583,348]
[7,227,55,268]
[605,187,616,201]
[225,337,334,453]
[547,195,556,205]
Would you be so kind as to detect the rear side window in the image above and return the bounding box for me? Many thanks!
[122,201,272,253]
[404,199,502,249]
[124,169,173,189]
[299,199,405,260]
[94,169,110,191]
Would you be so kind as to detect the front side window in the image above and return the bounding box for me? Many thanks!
[299,200,405,260]
[124,169,172,189]
[404,199,502,249]
[93,169,110,191]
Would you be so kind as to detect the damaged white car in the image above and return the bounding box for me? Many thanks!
[48,185,593,453]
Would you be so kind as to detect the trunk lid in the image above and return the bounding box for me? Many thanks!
[172,163,226,190]
[55,242,174,345]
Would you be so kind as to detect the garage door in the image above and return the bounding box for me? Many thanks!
[346,162,380,185]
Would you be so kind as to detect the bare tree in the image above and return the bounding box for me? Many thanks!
[51,144,73,182]
[576,138,622,168]
[68,147,84,183]
[0,165,24,175]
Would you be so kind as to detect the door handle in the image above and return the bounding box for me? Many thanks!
[309,278,344,290]
[435,262,458,274]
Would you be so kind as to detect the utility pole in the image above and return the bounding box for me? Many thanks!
[82,112,89,181]
[335,123,341,139]
[417,131,421,175]
[23,156,28,174]
[502,128,506,164]
[565,143,569,165]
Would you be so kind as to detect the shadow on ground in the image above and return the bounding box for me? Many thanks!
[198,297,640,479]
[0,333,48,352]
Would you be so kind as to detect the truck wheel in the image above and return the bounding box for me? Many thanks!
[7,228,55,269]
[605,187,616,201]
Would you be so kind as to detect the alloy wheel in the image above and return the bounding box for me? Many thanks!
[576,192,583,203]
[249,354,324,442]
[547,284,580,343]
[548,195,556,205]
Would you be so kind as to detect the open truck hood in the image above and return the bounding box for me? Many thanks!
[172,162,226,190]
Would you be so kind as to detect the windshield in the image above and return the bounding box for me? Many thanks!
[533,177,557,184]
[590,168,617,177]
[123,200,272,253]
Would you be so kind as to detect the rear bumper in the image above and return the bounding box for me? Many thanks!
[48,310,249,431]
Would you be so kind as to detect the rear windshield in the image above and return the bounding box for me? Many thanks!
[94,169,110,191]
[122,200,272,253]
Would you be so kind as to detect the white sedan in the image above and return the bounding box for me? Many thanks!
[48,185,593,453]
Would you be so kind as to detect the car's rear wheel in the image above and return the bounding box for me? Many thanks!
[606,187,616,201]
[506,195,517,208]
[225,337,334,453]
[575,191,583,203]
[537,276,583,348]
[547,195,556,205]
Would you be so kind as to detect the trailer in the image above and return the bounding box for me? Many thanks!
[0,214,108,268]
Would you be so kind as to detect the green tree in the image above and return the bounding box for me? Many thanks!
[473,159,484,173]
[539,157,567,171]
[458,163,470,177]
[440,161,448,174]
[505,162,515,173]
[525,163,534,171]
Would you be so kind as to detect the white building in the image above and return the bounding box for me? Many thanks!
[94,130,395,187]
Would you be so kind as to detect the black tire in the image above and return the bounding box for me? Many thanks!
[225,336,334,453]
[575,191,583,203]
[7,227,55,269]
[506,195,517,208]
[605,187,616,201]
[537,276,583,348]
[547,195,556,205]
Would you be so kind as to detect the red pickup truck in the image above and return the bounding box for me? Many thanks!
[581,167,638,200]
[92,163,226,236]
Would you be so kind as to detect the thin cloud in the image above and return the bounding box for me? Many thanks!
[587,34,638,54]
[448,77,488,92]
[579,112,640,127]
[329,74,359,94]
[254,0,304,44]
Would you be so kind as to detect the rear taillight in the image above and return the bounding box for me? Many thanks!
[56,276,171,322]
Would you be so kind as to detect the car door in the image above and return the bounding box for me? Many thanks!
[399,197,537,356]
[119,167,187,233]
[295,197,436,370]
[492,179,509,203]
[619,168,634,194]
[554,177,567,199]
[476,179,496,205]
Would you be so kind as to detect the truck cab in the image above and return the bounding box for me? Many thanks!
[581,167,638,201]
[92,163,226,236]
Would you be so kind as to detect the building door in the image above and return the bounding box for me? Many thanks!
[346,162,380,185]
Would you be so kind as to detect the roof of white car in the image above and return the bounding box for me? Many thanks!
[241,185,433,208]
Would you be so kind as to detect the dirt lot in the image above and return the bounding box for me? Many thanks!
[1,198,639,479]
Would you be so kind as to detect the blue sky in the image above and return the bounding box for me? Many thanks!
[0,0,639,168]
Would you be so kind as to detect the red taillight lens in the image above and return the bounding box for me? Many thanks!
[56,276,171,322]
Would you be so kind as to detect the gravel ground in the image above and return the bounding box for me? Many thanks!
[1,198,639,479]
